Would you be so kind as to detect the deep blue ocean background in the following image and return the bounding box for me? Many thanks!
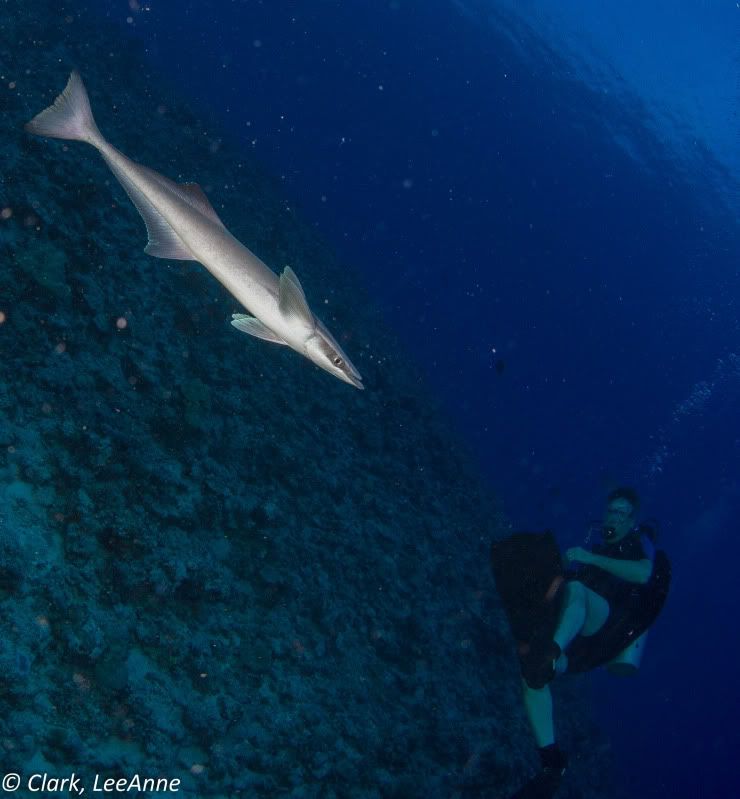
[3,1,738,797]
[110,2,738,794]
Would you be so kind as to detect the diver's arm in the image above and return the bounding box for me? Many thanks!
[586,554,653,584]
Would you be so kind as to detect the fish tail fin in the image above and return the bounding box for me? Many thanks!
[25,71,102,146]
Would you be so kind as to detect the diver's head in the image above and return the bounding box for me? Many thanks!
[305,322,364,389]
[602,486,639,542]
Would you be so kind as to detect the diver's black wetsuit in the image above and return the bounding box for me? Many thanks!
[572,528,655,612]
[565,528,665,674]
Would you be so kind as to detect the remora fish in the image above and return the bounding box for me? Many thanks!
[26,72,363,389]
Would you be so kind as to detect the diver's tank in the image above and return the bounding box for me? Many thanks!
[606,630,648,675]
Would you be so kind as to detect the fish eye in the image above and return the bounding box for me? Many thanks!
[333,356,343,367]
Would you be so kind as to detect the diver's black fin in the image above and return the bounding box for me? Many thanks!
[509,767,565,799]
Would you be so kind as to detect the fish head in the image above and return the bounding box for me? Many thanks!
[304,322,364,389]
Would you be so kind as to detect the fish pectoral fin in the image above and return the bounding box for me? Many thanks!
[278,266,312,323]
[230,314,287,345]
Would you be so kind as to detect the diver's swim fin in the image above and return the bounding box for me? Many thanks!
[509,766,565,799]
[510,746,567,799]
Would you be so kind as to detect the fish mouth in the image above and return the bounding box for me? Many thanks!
[342,371,364,390]
[343,355,364,389]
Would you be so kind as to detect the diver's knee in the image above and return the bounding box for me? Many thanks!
[554,652,568,674]
[561,579,586,610]
[581,588,610,636]
[566,580,586,598]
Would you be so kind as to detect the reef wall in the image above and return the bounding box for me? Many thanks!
[0,4,614,797]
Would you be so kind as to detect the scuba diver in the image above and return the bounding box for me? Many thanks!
[490,487,671,799]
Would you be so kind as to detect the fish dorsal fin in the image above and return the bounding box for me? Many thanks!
[175,181,226,229]
[230,313,287,345]
[278,266,312,323]
[142,166,226,229]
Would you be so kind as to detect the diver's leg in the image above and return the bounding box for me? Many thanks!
[521,581,586,688]
[552,580,610,651]
[581,584,610,635]
[552,581,587,651]
[521,680,568,793]
[522,680,554,747]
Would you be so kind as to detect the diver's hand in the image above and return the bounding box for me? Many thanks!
[565,547,593,565]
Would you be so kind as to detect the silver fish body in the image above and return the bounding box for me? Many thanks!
[26,72,363,389]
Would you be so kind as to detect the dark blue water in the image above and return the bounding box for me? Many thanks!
[108,1,740,795]
[22,1,740,795]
